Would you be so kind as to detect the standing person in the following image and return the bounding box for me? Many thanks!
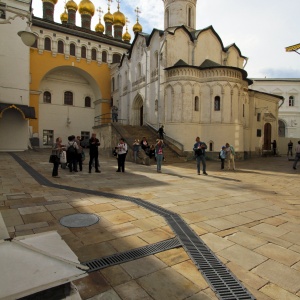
[225,142,235,170]
[287,140,293,157]
[89,133,101,173]
[75,136,84,171]
[155,139,165,173]
[116,138,127,172]
[66,135,79,173]
[193,137,208,175]
[112,105,118,122]
[219,146,226,170]
[133,139,140,163]
[292,140,300,170]
[271,139,277,155]
[158,125,165,140]
[51,137,64,178]
[140,137,150,155]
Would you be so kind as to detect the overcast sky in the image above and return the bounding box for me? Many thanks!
[32,0,300,78]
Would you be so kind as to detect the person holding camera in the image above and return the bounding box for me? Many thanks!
[89,133,100,173]
[193,137,208,175]
[116,138,128,172]
[155,139,165,173]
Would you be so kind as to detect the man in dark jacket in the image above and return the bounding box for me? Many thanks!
[193,136,208,175]
[89,133,100,173]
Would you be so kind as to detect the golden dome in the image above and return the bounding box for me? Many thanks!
[133,21,142,33]
[66,0,78,11]
[60,8,68,22]
[104,9,113,23]
[122,29,131,42]
[95,21,104,33]
[113,9,125,26]
[42,0,58,5]
[78,0,95,16]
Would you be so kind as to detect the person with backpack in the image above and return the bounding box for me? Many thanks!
[89,133,101,173]
[225,142,236,170]
[66,135,79,172]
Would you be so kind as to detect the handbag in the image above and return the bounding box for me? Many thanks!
[49,154,59,163]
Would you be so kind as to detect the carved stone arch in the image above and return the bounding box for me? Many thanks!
[174,82,185,94]
[211,82,224,95]
[132,93,144,126]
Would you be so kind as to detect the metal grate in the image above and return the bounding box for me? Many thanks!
[83,237,182,272]
[11,153,256,300]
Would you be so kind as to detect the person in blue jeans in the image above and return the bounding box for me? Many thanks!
[219,146,226,169]
[193,137,208,175]
[155,139,165,173]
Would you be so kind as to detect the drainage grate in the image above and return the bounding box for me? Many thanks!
[11,153,256,300]
[83,237,182,272]
[166,214,255,300]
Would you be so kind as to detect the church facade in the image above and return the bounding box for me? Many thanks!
[111,0,282,157]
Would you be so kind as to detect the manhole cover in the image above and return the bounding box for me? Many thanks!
[60,213,99,228]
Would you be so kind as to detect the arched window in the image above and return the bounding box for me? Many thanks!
[43,91,51,103]
[102,51,107,62]
[57,40,64,54]
[289,96,295,106]
[31,38,38,48]
[112,53,121,63]
[64,91,73,105]
[214,96,221,111]
[91,48,97,60]
[112,77,115,91]
[278,120,285,137]
[44,37,51,51]
[154,51,158,69]
[194,96,199,111]
[137,63,142,78]
[85,96,91,107]
[70,43,76,56]
[188,7,192,27]
[81,46,86,58]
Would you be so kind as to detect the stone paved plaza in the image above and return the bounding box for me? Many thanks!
[0,150,300,300]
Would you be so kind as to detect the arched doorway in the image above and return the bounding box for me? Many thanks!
[263,123,272,150]
[132,94,143,126]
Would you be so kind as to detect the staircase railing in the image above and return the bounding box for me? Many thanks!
[94,113,125,126]
[145,122,184,152]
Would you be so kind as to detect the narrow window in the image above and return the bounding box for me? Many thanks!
[243,104,245,117]
[64,91,73,105]
[257,113,261,122]
[57,40,64,54]
[214,96,221,111]
[154,51,158,69]
[85,96,91,107]
[112,77,115,91]
[257,129,261,137]
[209,142,213,151]
[81,46,86,58]
[137,63,142,77]
[102,51,107,62]
[194,96,199,111]
[289,96,295,106]
[188,7,192,27]
[44,37,51,51]
[43,91,51,103]
[91,48,97,60]
[70,43,76,56]
[155,100,158,111]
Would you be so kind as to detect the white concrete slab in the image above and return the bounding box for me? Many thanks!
[0,231,87,300]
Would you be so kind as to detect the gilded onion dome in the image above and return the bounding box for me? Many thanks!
[104,7,113,23]
[42,0,58,5]
[95,21,104,33]
[60,8,68,22]
[122,28,131,42]
[78,0,95,16]
[113,6,125,26]
[133,21,142,33]
[66,0,78,11]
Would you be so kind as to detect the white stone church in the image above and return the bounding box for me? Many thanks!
[111,0,282,158]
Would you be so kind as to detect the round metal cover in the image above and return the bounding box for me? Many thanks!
[60,213,99,228]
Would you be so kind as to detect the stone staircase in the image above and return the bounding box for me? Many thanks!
[112,124,185,164]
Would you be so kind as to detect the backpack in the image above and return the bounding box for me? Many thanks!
[67,143,77,155]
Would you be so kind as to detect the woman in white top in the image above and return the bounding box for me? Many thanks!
[116,138,128,172]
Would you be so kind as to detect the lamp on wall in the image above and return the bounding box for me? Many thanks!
[0,3,37,46]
